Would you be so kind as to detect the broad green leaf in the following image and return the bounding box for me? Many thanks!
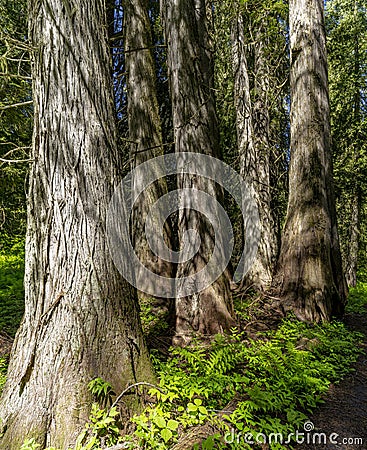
[153,415,166,428]
[161,428,173,443]
[167,419,179,431]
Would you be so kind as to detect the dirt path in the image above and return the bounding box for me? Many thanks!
[297,309,367,450]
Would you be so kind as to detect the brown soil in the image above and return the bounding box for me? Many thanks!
[296,309,367,450]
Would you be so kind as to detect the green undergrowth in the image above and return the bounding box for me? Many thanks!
[345,281,367,313]
[0,239,25,337]
[129,319,363,450]
[15,285,367,449]
[140,298,171,340]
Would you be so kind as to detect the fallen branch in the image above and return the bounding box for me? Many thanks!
[0,100,33,110]
[0,72,32,80]
[110,381,163,410]
[0,157,33,164]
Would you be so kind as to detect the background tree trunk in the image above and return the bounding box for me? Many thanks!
[231,9,278,291]
[162,0,235,345]
[345,29,362,288]
[327,0,367,290]
[0,0,153,447]
[124,0,174,329]
[273,0,346,322]
[346,190,360,287]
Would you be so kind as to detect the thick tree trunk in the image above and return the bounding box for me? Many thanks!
[273,0,346,321]
[124,0,174,325]
[0,1,153,448]
[231,11,277,290]
[162,0,235,345]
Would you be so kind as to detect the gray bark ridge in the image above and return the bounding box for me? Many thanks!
[162,0,235,345]
[231,8,278,291]
[124,0,174,320]
[273,0,346,321]
[0,1,153,448]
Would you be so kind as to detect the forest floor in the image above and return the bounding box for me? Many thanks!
[0,304,366,449]
[296,306,367,450]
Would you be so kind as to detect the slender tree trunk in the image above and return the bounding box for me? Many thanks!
[162,0,235,345]
[0,0,153,447]
[252,26,279,281]
[124,0,174,326]
[272,0,346,321]
[231,10,277,290]
[346,27,362,288]
[346,190,360,287]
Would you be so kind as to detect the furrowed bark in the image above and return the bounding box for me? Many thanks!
[231,9,278,291]
[0,0,153,447]
[272,0,347,321]
[124,0,174,329]
[162,0,235,345]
